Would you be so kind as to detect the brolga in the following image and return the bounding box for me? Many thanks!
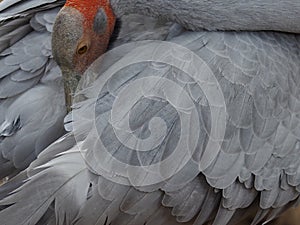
[0,0,300,225]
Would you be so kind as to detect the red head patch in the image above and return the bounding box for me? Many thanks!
[65,0,116,32]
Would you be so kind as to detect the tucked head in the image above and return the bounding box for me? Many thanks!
[52,0,116,111]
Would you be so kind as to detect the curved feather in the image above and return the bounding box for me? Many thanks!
[0,1,66,178]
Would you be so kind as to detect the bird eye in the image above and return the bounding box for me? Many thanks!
[77,45,88,55]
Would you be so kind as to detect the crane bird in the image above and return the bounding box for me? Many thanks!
[0,0,300,225]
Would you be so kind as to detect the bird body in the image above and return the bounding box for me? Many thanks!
[0,0,300,225]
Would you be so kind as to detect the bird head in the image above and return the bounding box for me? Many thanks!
[52,0,116,111]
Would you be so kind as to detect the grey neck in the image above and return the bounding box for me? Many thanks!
[110,0,300,33]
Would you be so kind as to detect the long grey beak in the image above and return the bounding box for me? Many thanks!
[62,68,82,112]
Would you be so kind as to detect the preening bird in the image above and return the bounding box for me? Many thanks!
[0,0,300,225]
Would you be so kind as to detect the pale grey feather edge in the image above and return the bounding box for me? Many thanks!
[179,31,300,222]
[0,139,213,225]
[199,32,300,208]
[0,0,64,21]
[169,30,300,200]
[0,8,60,98]
[0,143,283,225]
[0,134,90,225]
[0,0,64,52]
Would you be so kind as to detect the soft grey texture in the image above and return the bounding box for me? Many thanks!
[0,1,66,178]
[110,0,300,33]
[0,0,64,21]
[0,0,300,225]
[1,28,300,225]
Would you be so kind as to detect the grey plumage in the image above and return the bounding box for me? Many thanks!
[1,29,300,225]
[0,1,66,178]
[110,0,300,33]
[0,0,300,225]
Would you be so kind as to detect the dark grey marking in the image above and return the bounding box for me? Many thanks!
[93,8,107,34]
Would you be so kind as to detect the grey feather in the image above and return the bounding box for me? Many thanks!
[0,1,66,179]
[74,30,300,224]
[1,2,300,225]
[111,0,300,33]
[0,75,40,98]
[0,83,65,173]
[0,148,89,225]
